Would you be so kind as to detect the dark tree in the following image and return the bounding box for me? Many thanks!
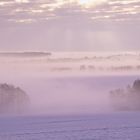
[0,83,30,114]
[110,79,140,111]
[133,79,140,91]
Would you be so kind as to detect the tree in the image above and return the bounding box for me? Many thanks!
[110,79,140,111]
[0,83,30,114]
[133,79,140,92]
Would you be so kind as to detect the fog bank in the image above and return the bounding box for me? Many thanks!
[0,53,139,115]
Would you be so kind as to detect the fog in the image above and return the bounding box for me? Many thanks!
[0,75,111,115]
[0,53,139,116]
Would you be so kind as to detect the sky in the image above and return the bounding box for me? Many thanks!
[0,0,140,52]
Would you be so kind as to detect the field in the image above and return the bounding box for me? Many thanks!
[1,112,140,140]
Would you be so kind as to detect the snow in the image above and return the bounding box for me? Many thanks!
[1,112,140,140]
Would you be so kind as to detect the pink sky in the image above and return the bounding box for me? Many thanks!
[0,0,140,51]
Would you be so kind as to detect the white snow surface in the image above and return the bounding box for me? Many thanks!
[1,112,140,140]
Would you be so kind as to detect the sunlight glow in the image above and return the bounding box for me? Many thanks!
[78,0,108,8]
[15,0,29,3]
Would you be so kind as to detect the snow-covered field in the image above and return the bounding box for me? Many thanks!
[1,112,140,140]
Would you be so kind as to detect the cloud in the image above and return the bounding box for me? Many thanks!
[0,0,140,52]
[0,0,139,24]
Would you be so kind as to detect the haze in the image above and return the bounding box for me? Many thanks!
[0,0,140,115]
[0,53,139,115]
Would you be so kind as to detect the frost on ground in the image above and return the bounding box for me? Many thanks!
[0,112,140,140]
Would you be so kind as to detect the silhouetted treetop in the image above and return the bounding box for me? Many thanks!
[0,83,30,114]
[133,79,140,91]
[110,79,140,111]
